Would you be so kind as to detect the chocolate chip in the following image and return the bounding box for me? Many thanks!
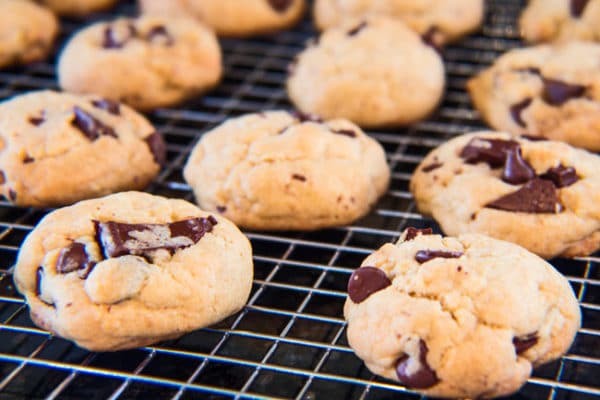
[92,99,120,115]
[347,266,391,303]
[542,78,586,106]
[486,178,562,213]
[460,138,519,168]
[102,23,137,49]
[292,174,306,181]
[404,227,433,241]
[72,106,118,141]
[36,267,43,297]
[520,135,548,141]
[571,0,589,17]
[331,129,356,138]
[95,217,218,259]
[347,21,367,37]
[8,189,16,201]
[28,115,45,126]
[292,111,323,123]
[22,154,34,164]
[509,98,533,128]
[421,26,442,53]
[421,162,443,173]
[216,205,227,213]
[540,165,579,188]
[396,340,439,389]
[146,25,174,46]
[415,250,463,264]
[513,334,538,354]
[145,132,166,166]
[267,0,293,12]
[56,242,94,275]
[0,171,5,185]
[502,147,535,185]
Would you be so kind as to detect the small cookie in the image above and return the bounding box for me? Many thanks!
[287,17,445,128]
[520,0,600,43]
[410,131,600,259]
[139,0,306,37]
[14,191,253,351]
[468,42,600,151]
[345,229,580,398]
[0,0,59,69]
[314,0,484,47]
[0,90,165,207]
[58,16,222,111]
[37,0,118,17]
[183,111,390,230]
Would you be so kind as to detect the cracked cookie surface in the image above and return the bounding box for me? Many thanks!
[345,228,580,398]
[410,131,600,259]
[0,90,165,207]
[287,16,445,128]
[37,0,117,16]
[183,111,390,230]
[58,16,222,111]
[14,191,253,351]
[139,0,306,37]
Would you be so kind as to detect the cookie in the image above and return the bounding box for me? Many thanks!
[520,0,600,43]
[37,0,118,17]
[183,111,390,230]
[467,41,600,151]
[58,16,222,111]
[139,0,306,37]
[0,0,59,69]
[287,17,445,128]
[0,90,165,207]
[410,131,600,259]
[314,0,484,47]
[344,228,580,398]
[14,191,253,351]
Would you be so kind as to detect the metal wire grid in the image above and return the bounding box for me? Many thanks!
[0,0,598,399]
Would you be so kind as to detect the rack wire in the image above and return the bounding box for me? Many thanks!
[0,0,598,399]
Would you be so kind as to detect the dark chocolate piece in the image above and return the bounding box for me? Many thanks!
[292,111,323,123]
[292,174,307,181]
[28,115,45,126]
[509,97,533,128]
[396,340,439,389]
[92,99,120,115]
[347,266,391,303]
[415,250,463,264]
[520,135,548,141]
[460,138,519,168]
[540,165,579,188]
[102,23,137,49]
[542,78,586,106]
[146,25,174,46]
[267,0,293,12]
[72,106,118,141]
[404,227,433,241]
[145,132,166,165]
[56,242,94,275]
[486,178,562,213]
[513,334,538,354]
[332,129,357,138]
[421,162,443,173]
[571,0,589,17]
[216,205,227,213]
[347,21,367,36]
[502,147,535,185]
[22,154,34,164]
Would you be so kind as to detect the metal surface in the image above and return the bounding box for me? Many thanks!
[0,1,598,399]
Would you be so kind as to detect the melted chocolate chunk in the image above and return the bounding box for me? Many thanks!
[72,106,118,141]
[146,25,174,46]
[542,78,586,106]
[486,178,562,213]
[415,250,463,264]
[332,129,356,138]
[513,334,538,354]
[145,132,166,165]
[404,227,433,241]
[460,138,519,168]
[292,174,307,181]
[509,97,533,128]
[540,165,579,188]
[103,23,136,49]
[56,242,95,276]
[421,26,442,53]
[292,111,323,123]
[502,147,535,185]
[8,189,16,201]
[28,115,45,126]
[396,340,439,389]
[571,0,589,17]
[95,217,218,259]
[347,266,391,303]
[92,99,120,115]
[347,21,367,36]
[267,0,293,12]
[421,162,443,173]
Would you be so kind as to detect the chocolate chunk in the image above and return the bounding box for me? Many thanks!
[404,227,433,241]
[421,162,443,173]
[460,138,519,168]
[36,267,44,297]
[347,21,367,36]
[95,217,218,259]
[146,25,174,46]
[0,171,5,185]
[331,129,356,138]
[509,98,533,128]
[502,147,535,185]
[292,174,307,181]
[216,205,227,213]
[267,0,293,12]
[542,78,586,106]
[102,23,137,49]
[91,99,120,115]
[540,165,579,188]
[72,106,118,141]
[486,178,562,213]
[513,334,538,354]
[421,26,442,53]
[56,242,94,275]
[292,111,323,123]
[347,266,391,303]
[145,132,166,165]
[571,0,589,17]
[28,115,45,126]
[396,340,439,389]
[8,189,16,201]
[22,154,34,164]
[415,250,463,264]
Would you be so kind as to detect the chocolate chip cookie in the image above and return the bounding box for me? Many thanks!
[0,0,59,69]
[183,111,390,230]
[14,191,253,351]
[0,90,165,207]
[520,0,600,43]
[58,16,222,111]
[287,17,445,128]
[37,0,117,17]
[410,131,600,259]
[345,228,580,398]
[314,0,484,47]
[139,0,306,37]
[468,41,600,151]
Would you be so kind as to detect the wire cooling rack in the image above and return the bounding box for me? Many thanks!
[0,0,598,399]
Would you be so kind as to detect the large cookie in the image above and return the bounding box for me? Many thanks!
[183,111,390,230]
[410,131,600,259]
[468,41,600,151]
[58,16,222,111]
[287,17,445,128]
[0,0,59,69]
[520,0,600,43]
[139,0,306,37]
[314,0,484,47]
[345,228,580,398]
[37,0,118,16]
[0,90,165,207]
[14,191,253,351]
